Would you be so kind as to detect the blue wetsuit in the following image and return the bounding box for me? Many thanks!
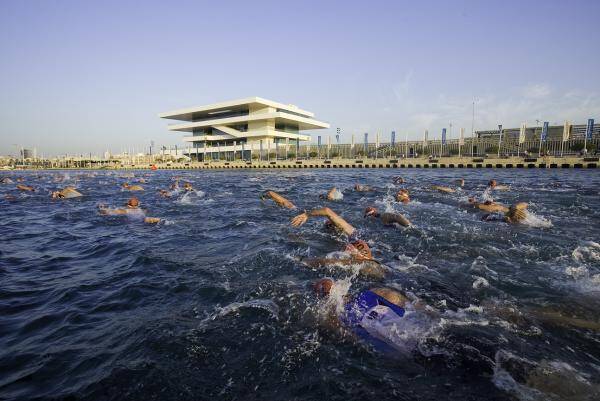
[342,290,407,352]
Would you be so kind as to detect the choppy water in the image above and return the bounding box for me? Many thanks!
[1,169,600,401]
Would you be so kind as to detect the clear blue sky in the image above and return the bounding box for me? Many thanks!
[1,0,598,156]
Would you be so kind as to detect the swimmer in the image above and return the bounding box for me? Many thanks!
[183,182,193,191]
[51,187,82,199]
[487,179,509,191]
[16,184,35,192]
[456,178,465,187]
[481,202,528,223]
[260,190,296,209]
[291,207,355,236]
[431,185,455,194]
[122,183,144,191]
[466,197,509,213]
[1,177,14,184]
[504,202,529,223]
[314,279,435,353]
[395,189,410,204]
[298,240,386,280]
[143,217,161,224]
[364,206,411,227]
[170,180,180,190]
[354,184,374,192]
[393,176,405,184]
[320,187,343,201]
[98,197,142,215]
[158,189,171,198]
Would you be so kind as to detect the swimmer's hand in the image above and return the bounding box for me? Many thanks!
[291,212,309,227]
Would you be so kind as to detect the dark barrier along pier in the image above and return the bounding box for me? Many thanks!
[123,156,598,170]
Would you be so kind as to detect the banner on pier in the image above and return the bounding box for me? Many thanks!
[519,123,526,144]
[351,134,355,150]
[562,121,571,141]
[586,119,595,140]
[423,130,428,146]
[364,133,368,153]
[541,122,549,142]
[441,128,446,145]
[459,128,465,146]
[391,131,396,146]
[376,133,380,149]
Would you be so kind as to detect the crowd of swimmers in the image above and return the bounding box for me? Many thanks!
[2,172,541,354]
[261,176,534,353]
[1,174,200,225]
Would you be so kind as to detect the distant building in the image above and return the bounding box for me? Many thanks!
[159,97,329,161]
[20,148,33,159]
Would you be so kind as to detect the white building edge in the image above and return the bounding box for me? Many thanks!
[159,97,329,160]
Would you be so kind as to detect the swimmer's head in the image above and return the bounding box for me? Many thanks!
[364,206,378,218]
[396,189,410,203]
[457,178,465,187]
[127,197,140,208]
[488,179,497,188]
[468,197,476,204]
[370,288,409,307]
[345,240,373,260]
[506,202,528,222]
[484,200,493,205]
[313,278,334,297]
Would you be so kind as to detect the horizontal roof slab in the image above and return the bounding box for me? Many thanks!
[159,97,315,121]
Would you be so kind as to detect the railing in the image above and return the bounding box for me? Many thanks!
[173,137,599,162]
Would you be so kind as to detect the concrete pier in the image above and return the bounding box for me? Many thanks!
[135,155,598,170]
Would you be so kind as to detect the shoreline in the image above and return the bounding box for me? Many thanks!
[5,155,598,170]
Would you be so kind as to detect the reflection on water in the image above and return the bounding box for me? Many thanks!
[1,169,599,401]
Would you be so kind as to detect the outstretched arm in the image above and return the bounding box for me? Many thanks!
[260,190,296,209]
[291,207,355,236]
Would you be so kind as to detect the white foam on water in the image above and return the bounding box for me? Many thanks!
[389,254,433,273]
[572,241,600,263]
[176,190,206,205]
[321,273,357,317]
[472,276,490,289]
[520,212,553,228]
[328,188,344,201]
[205,299,280,322]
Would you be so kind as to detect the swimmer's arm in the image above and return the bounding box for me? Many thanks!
[291,207,355,236]
[261,190,295,209]
[384,213,411,227]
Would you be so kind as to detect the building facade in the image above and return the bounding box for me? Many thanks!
[159,97,329,161]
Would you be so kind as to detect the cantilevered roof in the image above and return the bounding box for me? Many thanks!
[159,97,316,121]
[166,111,329,132]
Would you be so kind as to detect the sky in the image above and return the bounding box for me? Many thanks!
[0,0,599,156]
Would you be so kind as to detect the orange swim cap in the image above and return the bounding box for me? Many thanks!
[313,278,334,297]
[346,240,373,260]
[127,197,140,208]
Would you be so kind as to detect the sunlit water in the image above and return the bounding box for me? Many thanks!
[1,169,599,401]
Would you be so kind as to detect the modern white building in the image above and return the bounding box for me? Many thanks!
[159,97,329,161]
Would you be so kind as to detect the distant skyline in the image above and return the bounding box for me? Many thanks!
[1,0,599,156]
